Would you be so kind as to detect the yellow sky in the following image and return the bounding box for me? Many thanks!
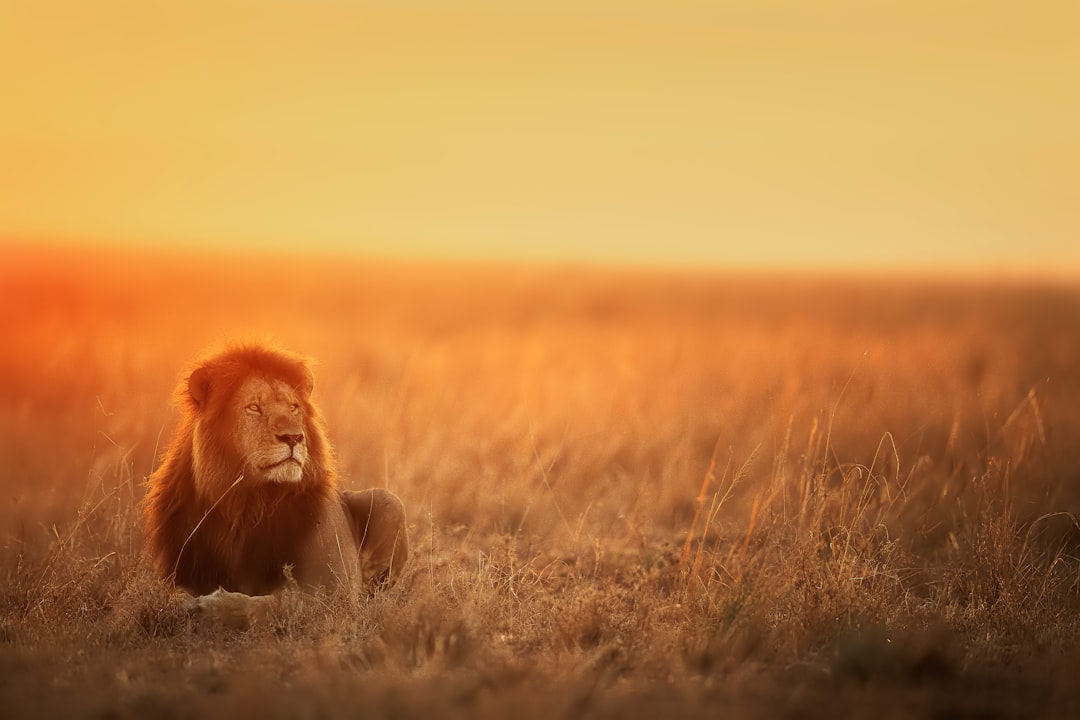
[1,0,1078,274]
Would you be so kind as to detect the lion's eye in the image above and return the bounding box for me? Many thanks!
[288,403,300,414]
[246,403,262,414]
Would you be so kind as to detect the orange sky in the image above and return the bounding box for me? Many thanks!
[1,0,1078,275]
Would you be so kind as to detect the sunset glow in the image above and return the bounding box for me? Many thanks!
[7,4,1080,713]
[2,0,1078,275]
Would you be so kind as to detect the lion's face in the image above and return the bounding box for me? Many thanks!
[230,375,309,484]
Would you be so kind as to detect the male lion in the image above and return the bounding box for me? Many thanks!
[143,342,408,611]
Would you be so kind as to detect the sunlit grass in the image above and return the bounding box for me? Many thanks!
[2,250,1079,717]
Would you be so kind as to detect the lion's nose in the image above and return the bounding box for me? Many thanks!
[277,433,304,448]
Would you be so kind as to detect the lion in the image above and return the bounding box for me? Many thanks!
[143,341,408,615]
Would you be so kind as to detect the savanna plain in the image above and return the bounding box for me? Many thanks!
[2,248,1080,719]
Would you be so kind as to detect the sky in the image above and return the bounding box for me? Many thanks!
[1,0,1078,275]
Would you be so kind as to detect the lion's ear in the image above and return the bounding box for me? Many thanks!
[188,366,212,408]
[298,366,315,399]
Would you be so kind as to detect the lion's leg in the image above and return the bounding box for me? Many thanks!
[340,489,409,588]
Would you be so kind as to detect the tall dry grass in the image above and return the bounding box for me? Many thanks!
[2,248,1079,717]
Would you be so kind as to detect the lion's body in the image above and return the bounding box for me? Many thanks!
[143,342,407,597]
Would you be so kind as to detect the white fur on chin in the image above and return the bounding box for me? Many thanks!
[263,460,303,483]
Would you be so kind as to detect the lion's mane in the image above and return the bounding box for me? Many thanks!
[143,342,337,595]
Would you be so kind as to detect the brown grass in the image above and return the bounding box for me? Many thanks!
[2,247,1080,718]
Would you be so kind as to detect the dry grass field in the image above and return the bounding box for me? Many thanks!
[2,247,1080,718]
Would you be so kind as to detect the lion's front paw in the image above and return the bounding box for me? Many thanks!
[185,588,274,630]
